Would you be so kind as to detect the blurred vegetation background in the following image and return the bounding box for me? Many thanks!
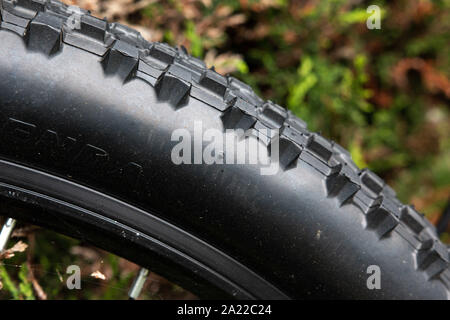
[0,0,449,299]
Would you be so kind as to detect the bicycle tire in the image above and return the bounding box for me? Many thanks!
[0,0,449,299]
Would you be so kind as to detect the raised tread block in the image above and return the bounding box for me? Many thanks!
[1,9,31,27]
[401,205,438,238]
[276,137,302,170]
[0,21,27,36]
[197,69,228,97]
[62,11,111,55]
[326,173,360,205]
[254,121,276,137]
[332,142,360,178]
[299,151,341,176]
[112,39,140,58]
[228,76,264,107]
[400,206,428,234]
[332,141,356,165]
[3,0,45,19]
[281,126,310,146]
[137,59,164,79]
[416,241,449,279]
[176,53,206,76]
[353,189,383,213]
[154,73,190,108]
[306,134,333,162]
[335,180,359,205]
[14,0,46,11]
[253,121,277,146]
[365,198,400,238]
[360,169,385,198]
[101,41,139,81]
[394,223,433,250]
[135,70,157,86]
[187,60,230,111]
[167,64,193,83]
[183,55,206,70]
[144,42,176,68]
[231,97,258,117]
[258,101,287,129]
[221,107,256,132]
[228,76,252,92]
[28,11,63,55]
[174,61,203,81]
[77,14,107,42]
[339,163,360,184]
[109,22,145,47]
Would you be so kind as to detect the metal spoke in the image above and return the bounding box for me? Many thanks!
[128,267,149,300]
[0,218,17,252]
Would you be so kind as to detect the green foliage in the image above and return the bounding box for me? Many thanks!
[0,229,189,300]
[0,265,20,299]
[184,21,204,58]
[18,264,35,300]
[0,263,35,300]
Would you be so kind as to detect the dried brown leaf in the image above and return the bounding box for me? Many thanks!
[215,5,233,18]
[90,270,106,280]
[223,14,246,27]
[0,241,28,260]
[392,58,450,98]
[200,0,212,8]
[204,50,245,74]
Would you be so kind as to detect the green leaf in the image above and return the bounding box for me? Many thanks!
[349,141,368,169]
[18,263,35,300]
[185,21,204,58]
[0,265,20,299]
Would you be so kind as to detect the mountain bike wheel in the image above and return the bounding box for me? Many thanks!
[0,0,449,299]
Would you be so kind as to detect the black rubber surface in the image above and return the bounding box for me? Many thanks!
[0,0,449,299]
[0,159,287,299]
